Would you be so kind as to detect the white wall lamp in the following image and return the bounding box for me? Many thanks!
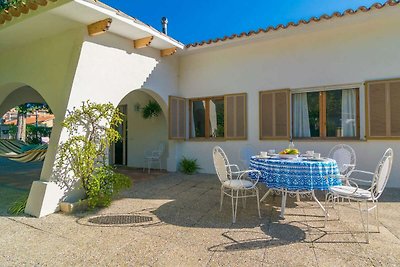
[134,103,142,112]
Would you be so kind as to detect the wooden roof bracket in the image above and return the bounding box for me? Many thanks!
[160,47,177,57]
[87,18,112,36]
[133,36,154,49]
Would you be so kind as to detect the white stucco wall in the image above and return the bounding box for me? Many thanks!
[119,90,168,169]
[0,27,84,217]
[0,28,84,181]
[178,8,400,187]
[68,32,180,171]
[0,24,180,216]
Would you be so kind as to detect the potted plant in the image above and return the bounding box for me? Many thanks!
[142,100,162,119]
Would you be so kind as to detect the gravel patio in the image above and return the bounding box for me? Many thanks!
[1,165,400,266]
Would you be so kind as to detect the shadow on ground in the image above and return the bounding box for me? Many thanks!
[0,157,42,215]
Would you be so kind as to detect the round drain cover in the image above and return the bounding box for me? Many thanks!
[88,215,153,225]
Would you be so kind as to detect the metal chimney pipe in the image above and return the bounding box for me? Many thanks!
[161,17,168,35]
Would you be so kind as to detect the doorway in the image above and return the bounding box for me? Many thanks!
[113,105,127,165]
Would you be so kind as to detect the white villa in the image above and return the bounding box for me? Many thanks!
[0,0,399,217]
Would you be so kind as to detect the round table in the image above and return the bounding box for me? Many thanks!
[249,155,341,218]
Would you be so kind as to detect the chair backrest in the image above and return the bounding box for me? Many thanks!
[239,144,256,169]
[154,143,165,157]
[371,148,393,200]
[328,144,356,176]
[213,146,231,183]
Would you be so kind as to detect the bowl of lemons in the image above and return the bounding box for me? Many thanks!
[278,148,300,159]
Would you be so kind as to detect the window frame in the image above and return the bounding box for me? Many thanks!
[291,87,360,140]
[189,95,225,140]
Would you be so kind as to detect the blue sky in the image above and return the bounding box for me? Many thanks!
[101,0,386,44]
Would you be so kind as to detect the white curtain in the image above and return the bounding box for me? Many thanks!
[293,93,311,138]
[191,104,195,137]
[209,101,217,137]
[341,89,356,137]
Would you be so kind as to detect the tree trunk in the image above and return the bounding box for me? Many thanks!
[16,112,27,142]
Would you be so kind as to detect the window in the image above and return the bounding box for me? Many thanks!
[366,79,400,139]
[292,88,359,139]
[189,93,247,140]
[190,97,224,138]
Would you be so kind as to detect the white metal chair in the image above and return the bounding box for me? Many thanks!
[213,146,261,223]
[239,144,257,170]
[325,148,393,243]
[328,144,356,184]
[143,143,165,173]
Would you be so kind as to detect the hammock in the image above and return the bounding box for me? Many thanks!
[0,140,48,163]
[0,139,26,154]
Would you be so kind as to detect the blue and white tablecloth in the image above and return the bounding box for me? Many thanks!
[249,156,341,191]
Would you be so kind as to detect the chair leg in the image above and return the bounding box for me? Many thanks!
[296,192,301,202]
[256,188,261,219]
[231,189,235,223]
[280,189,287,219]
[324,193,332,227]
[220,186,224,211]
[234,190,239,223]
[335,196,341,221]
[242,190,247,208]
[375,201,380,232]
[366,202,370,243]
[358,201,369,244]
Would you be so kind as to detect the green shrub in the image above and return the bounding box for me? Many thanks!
[179,157,200,175]
[56,101,131,209]
[86,166,132,208]
[8,193,28,215]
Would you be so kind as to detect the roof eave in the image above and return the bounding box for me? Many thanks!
[73,0,184,50]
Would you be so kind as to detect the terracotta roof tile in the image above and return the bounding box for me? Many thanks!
[0,0,57,25]
[4,114,54,125]
[186,0,400,48]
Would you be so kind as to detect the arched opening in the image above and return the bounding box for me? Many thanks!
[0,84,54,214]
[111,89,168,172]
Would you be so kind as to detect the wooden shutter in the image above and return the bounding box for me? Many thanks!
[389,81,400,137]
[169,96,186,140]
[224,93,247,140]
[366,78,400,139]
[260,89,290,139]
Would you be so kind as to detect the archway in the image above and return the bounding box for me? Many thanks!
[0,84,55,214]
[112,89,168,171]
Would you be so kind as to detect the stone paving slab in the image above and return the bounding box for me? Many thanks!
[0,169,400,266]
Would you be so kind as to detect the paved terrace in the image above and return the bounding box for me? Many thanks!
[0,163,400,266]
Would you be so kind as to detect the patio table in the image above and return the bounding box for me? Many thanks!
[249,156,341,218]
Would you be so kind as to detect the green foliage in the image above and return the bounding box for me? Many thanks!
[142,100,162,119]
[8,125,17,139]
[8,193,28,215]
[179,157,201,175]
[56,101,131,208]
[86,166,132,208]
[26,125,52,144]
[0,0,23,12]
